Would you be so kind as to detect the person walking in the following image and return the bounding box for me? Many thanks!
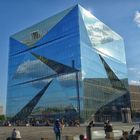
[11,128,21,140]
[104,120,114,139]
[53,119,61,140]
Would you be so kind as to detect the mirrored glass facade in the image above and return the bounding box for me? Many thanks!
[7,5,130,122]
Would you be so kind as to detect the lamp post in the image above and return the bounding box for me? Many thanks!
[72,60,80,122]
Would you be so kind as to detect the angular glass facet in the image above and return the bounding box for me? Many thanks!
[79,5,126,63]
[11,6,74,49]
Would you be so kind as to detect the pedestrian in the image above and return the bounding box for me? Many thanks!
[53,119,61,140]
[88,120,95,127]
[79,134,88,140]
[129,130,140,140]
[11,128,21,140]
[79,134,84,140]
[104,120,108,134]
[104,120,114,139]
[11,128,16,140]
[60,118,65,128]
[15,129,21,140]
[119,131,129,140]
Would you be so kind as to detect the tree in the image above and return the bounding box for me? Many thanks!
[0,115,5,121]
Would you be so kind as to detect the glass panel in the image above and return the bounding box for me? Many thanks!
[11,6,74,48]
[79,5,126,63]
[79,5,130,121]
[7,5,82,122]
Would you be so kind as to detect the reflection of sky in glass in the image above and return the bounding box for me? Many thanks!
[14,59,55,79]
[8,54,55,86]
[7,83,40,116]
[80,7,121,46]
[93,40,126,63]
[11,6,74,47]
[7,5,129,120]
[80,6,126,63]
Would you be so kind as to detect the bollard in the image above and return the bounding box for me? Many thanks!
[86,125,91,140]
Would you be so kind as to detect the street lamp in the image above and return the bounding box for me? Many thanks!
[72,60,80,122]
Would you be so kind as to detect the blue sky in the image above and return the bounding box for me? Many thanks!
[0,0,140,112]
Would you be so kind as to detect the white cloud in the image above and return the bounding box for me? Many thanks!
[14,59,55,79]
[128,67,140,76]
[129,80,140,85]
[86,22,120,46]
[128,67,137,71]
[134,11,140,27]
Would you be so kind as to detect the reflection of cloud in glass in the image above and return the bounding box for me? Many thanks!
[80,6,126,63]
[98,48,112,57]
[13,59,55,79]
[80,6,121,46]
[58,72,82,88]
[82,9,93,18]
[86,22,119,46]
[58,73,76,88]
[81,70,86,79]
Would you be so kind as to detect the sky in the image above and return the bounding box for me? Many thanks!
[0,0,140,112]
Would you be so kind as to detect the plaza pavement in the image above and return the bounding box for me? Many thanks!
[0,122,139,140]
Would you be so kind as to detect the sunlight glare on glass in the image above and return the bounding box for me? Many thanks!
[98,48,112,57]
[83,8,93,18]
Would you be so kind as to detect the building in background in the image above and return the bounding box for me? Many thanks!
[0,106,3,115]
[129,85,140,120]
[7,4,130,122]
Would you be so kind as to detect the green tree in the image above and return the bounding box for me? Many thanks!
[0,115,5,121]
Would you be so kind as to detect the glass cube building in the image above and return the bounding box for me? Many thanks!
[7,5,130,122]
